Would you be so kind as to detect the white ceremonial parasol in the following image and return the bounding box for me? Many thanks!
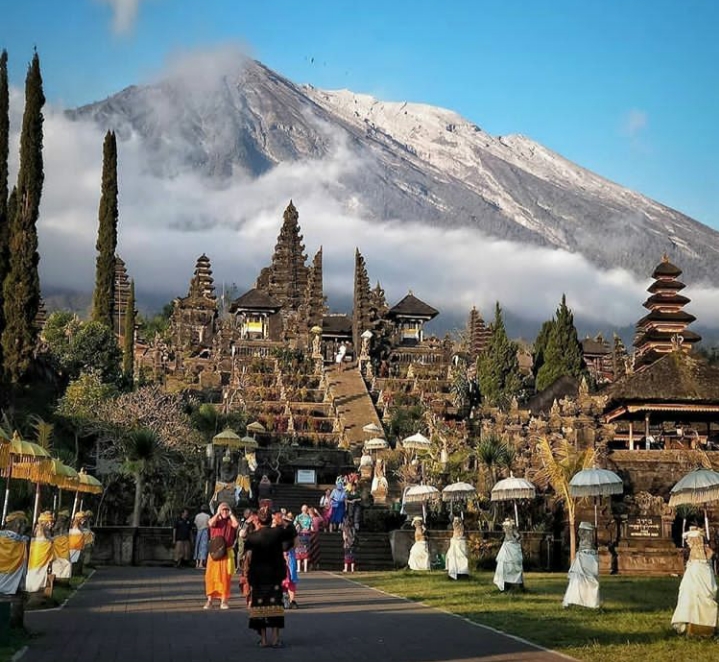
[669,467,719,539]
[491,473,536,526]
[442,481,477,518]
[363,423,383,435]
[402,432,431,451]
[364,438,389,451]
[246,421,266,434]
[403,484,440,520]
[239,436,259,450]
[569,467,623,528]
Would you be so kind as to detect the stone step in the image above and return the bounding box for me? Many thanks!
[313,531,395,571]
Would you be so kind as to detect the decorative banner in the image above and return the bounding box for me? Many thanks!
[26,538,53,593]
[0,531,28,595]
[69,527,84,563]
[52,534,72,579]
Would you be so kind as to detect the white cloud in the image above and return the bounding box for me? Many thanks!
[7,87,716,339]
[96,0,143,35]
[622,108,648,138]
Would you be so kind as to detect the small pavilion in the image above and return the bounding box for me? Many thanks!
[603,351,719,450]
[386,291,439,346]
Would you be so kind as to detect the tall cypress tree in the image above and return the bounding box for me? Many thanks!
[91,131,118,329]
[536,294,586,391]
[0,50,9,367]
[532,319,555,382]
[476,302,521,407]
[123,280,135,384]
[2,52,44,383]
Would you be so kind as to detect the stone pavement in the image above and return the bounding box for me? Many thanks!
[21,567,571,662]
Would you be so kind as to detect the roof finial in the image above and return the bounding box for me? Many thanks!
[662,252,669,262]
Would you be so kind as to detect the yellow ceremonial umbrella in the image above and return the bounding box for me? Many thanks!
[1,432,53,526]
[71,469,103,519]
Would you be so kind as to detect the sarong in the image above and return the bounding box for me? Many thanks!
[194,528,209,562]
[205,553,235,600]
[248,582,285,633]
[295,531,311,560]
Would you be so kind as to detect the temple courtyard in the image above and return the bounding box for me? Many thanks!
[4,567,716,662]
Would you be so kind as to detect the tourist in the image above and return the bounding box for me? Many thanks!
[281,512,300,608]
[342,514,357,572]
[204,502,239,610]
[193,506,211,569]
[293,504,313,572]
[258,474,274,509]
[328,478,347,532]
[309,506,324,533]
[238,509,258,606]
[320,488,332,526]
[336,342,347,371]
[173,508,193,568]
[244,505,297,648]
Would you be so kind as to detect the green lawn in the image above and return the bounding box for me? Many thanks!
[357,571,718,662]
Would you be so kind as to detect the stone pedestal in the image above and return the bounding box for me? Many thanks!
[599,539,684,575]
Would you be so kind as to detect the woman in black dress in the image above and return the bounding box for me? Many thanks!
[244,506,297,648]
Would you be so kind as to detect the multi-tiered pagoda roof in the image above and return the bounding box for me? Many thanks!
[633,255,701,369]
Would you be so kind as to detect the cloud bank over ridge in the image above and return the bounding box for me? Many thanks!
[7,45,719,338]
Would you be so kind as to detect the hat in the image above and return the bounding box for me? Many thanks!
[5,511,27,524]
[37,511,54,524]
[411,516,424,526]
[578,521,595,531]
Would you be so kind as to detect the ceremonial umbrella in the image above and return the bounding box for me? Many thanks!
[569,467,623,528]
[669,468,719,539]
[212,428,242,446]
[246,421,266,435]
[364,438,389,451]
[401,432,431,451]
[72,469,103,518]
[239,436,259,450]
[403,484,440,521]
[442,481,477,518]
[1,432,53,525]
[491,473,536,526]
[363,423,383,435]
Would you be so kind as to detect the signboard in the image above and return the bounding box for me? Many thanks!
[626,516,662,539]
[296,469,317,485]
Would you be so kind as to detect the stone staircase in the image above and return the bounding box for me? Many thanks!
[271,483,330,516]
[326,367,384,450]
[313,531,395,571]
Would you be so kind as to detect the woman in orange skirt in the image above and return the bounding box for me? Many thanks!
[204,503,239,609]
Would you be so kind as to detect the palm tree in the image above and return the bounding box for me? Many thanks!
[123,427,162,527]
[477,435,508,491]
[535,436,595,561]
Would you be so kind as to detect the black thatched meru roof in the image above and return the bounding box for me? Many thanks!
[603,352,719,407]
[387,292,439,320]
[229,288,282,312]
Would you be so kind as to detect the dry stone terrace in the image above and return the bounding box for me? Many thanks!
[21,566,569,662]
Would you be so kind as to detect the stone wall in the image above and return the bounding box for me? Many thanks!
[93,527,174,566]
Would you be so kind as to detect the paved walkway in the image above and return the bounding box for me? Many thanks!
[327,367,383,448]
[22,568,570,662]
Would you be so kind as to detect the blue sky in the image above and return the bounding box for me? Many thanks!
[2,0,718,228]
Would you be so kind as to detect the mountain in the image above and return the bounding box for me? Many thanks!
[68,57,719,286]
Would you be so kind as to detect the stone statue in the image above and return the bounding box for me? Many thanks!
[408,516,430,570]
[493,518,524,591]
[445,516,469,580]
[359,450,374,480]
[51,510,72,580]
[563,521,600,608]
[0,512,29,595]
[370,456,388,503]
[69,511,86,565]
[27,511,55,593]
[672,527,717,635]
[312,332,321,357]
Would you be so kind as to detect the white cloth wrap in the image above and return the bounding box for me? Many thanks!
[408,540,431,571]
[445,536,469,580]
[563,549,600,609]
[493,540,524,591]
[671,559,718,632]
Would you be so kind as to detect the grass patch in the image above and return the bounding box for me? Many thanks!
[26,573,89,611]
[358,571,718,662]
[0,628,33,662]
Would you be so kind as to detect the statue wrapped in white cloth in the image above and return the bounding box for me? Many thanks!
[563,521,600,609]
[671,526,717,635]
[493,518,524,591]
[446,516,469,580]
[408,516,431,570]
